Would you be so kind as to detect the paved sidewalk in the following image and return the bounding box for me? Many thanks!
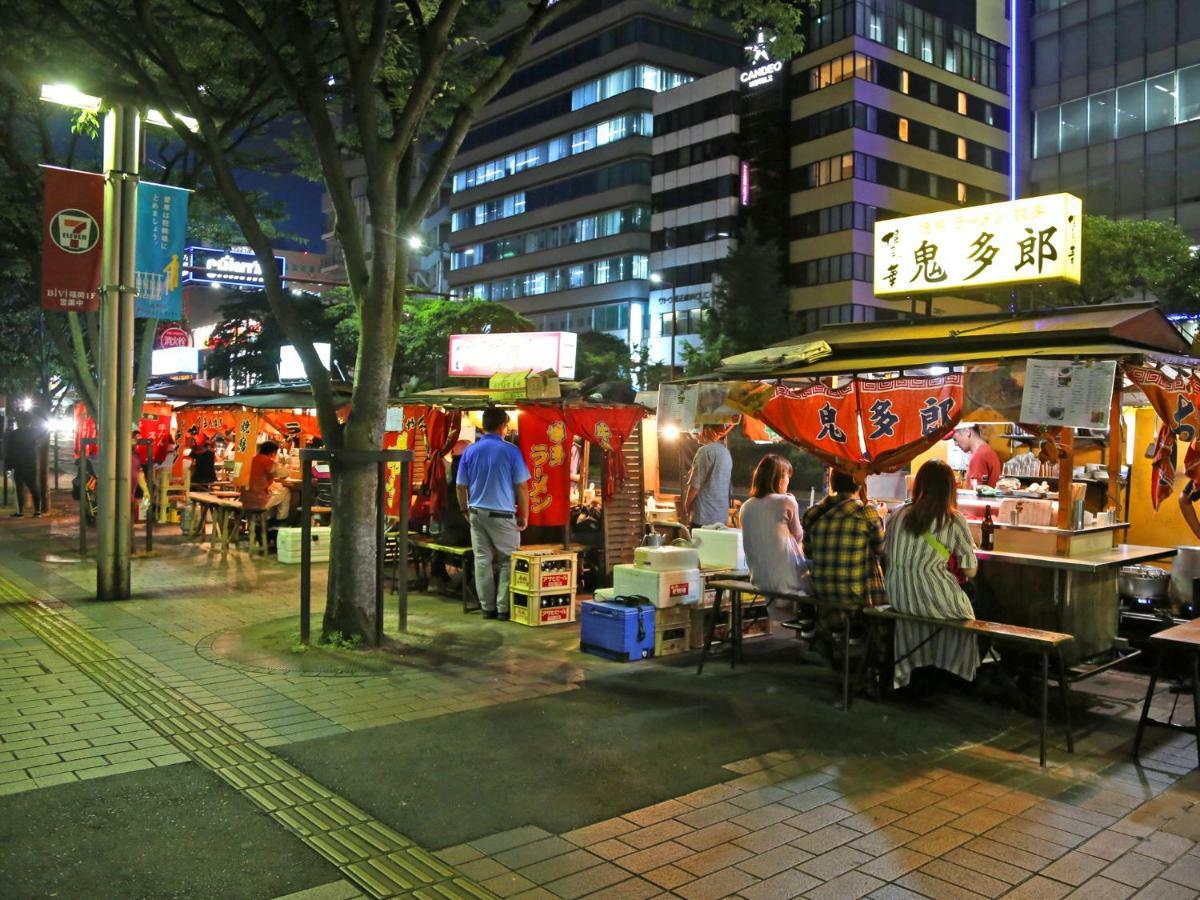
[1,502,1200,899]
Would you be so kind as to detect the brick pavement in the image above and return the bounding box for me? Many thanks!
[3,508,1200,898]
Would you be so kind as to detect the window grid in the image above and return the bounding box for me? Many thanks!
[467,254,649,302]
[451,206,650,271]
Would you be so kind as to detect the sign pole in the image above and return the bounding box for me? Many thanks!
[97,103,140,600]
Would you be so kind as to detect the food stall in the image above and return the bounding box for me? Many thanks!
[692,302,1193,668]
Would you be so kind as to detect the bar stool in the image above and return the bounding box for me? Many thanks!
[1133,619,1200,769]
[245,509,272,558]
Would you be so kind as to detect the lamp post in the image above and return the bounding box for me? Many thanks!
[649,273,677,379]
[40,85,194,600]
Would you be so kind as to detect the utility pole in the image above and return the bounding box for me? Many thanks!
[97,104,140,600]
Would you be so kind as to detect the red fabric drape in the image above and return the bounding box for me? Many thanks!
[419,407,462,518]
[728,381,862,470]
[857,374,964,471]
[516,404,573,526]
[1125,364,1200,442]
[260,411,322,442]
[562,405,645,500]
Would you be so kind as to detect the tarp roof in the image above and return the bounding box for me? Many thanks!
[716,302,1194,379]
[181,381,352,410]
[145,381,223,401]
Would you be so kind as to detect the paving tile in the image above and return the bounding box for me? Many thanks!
[481,871,538,898]
[518,849,604,885]
[675,801,744,829]
[895,870,988,900]
[942,846,1030,885]
[866,886,927,900]
[849,825,919,857]
[623,800,691,828]
[1135,833,1194,864]
[1132,879,1199,899]
[620,819,694,850]
[883,789,944,814]
[1063,875,1136,899]
[786,804,853,833]
[798,846,871,881]
[965,836,1048,873]
[732,822,804,854]
[495,837,579,869]
[433,843,483,865]
[922,859,1009,897]
[792,823,860,855]
[903,825,972,857]
[1079,831,1143,860]
[1040,850,1111,886]
[1103,853,1167,889]
[615,841,692,875]
[542,861,628,899]
[562,817,638,847]
[735,843,813,879]
[589,839,636,861]
[641,864,692,890]
[782,786,841,813]
[579,876,659,900]
[672,866,757,900]
[676,821,749,852]
[841,805,908,834]
[457,858,511,882]
[729,786,791,810]
[805,871,885,900]
[471,826,555,856]
[1160,852,1200,890]
[675,842,753,878]
[1000,876,1073,900]
[736,867,820,900]
[858,847,932,881]
[730,803,796,831]
[984,826,1072,861]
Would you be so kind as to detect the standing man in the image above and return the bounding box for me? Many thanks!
[455,407,531,620]
[952,425,1001,488]
[683,425,732,528]
[6,413,44,518]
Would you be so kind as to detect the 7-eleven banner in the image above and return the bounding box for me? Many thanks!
[42,167,105,312]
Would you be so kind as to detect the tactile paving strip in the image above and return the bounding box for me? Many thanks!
[0,575,495,899]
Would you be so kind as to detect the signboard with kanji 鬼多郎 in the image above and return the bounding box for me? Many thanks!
[873,193,1082,296]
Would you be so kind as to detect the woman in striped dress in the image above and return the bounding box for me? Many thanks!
[884,460,980,688]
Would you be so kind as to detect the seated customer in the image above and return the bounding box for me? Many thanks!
[884,459,980,688]
[740,454,809,595]
[243,440,291,520]
[802,469,886,610]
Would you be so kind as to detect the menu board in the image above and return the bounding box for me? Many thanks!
[656,384,694,432]
[1019,359,1117,429]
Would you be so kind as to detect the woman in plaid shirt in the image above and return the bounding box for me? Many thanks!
[801,469,886,609]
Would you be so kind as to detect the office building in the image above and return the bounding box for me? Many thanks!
[1024,0,1200,239]
[444,0,742,349]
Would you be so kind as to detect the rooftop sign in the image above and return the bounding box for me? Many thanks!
[873,193,1082,296]
[183,246,287,289]
[448,332,577,379]
[740,30,782,88]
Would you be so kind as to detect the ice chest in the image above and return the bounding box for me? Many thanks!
[277,526,331,564]
[691,527,746,570]
[580,600,656,661]
[634,545,700,571]
[612,564,700,608]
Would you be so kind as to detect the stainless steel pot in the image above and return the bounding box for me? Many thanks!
[1120,565,1170,602]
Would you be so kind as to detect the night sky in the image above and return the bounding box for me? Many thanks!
[238,168,326,252]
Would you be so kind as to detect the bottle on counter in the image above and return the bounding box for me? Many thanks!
[980,505,995,551]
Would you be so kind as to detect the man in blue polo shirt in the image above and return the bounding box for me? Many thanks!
[454,407,531,620]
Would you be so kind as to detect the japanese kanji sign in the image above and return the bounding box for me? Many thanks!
[42,166,104,312]
[516,404,573,527]
[858,375,963,462]
[135,182,190,319]
[874,193,1082,296]
[1125,365,1200,442]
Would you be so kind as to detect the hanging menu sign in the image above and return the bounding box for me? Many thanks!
[1019,359,1117,430]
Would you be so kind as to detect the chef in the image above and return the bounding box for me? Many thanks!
[952,425,1002,488]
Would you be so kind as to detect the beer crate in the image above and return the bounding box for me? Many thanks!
[654,605,692,657]
[510,550,577,594]
[511,589,576,626]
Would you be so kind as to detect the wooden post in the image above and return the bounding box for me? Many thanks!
[1055,427,1076,556]
[1107,370,1123,547]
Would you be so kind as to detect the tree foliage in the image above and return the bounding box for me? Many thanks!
[575,331,635,385]
[683,220,790,375]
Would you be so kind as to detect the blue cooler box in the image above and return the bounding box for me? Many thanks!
[580,600,655,661]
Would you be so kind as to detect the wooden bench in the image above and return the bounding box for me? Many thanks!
[405,536,478,612]
[186,491,246,552]
[701,580,866,711]
[1133,619,1200,769]
[863,605,1075,767]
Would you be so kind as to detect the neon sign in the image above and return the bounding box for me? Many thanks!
[740,30,783,88]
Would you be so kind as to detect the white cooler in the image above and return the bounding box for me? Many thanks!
[633,545,700,571]
[612,564,701,608]
[691,527,746,570]
[277,526,332,564]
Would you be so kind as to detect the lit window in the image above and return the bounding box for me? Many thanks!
[921,38,933,64]
[957,182,967,204]
[901,71,910,95]
[957,137,967,160]
[898,118,909,142]
[957,92,968,115]
[897,27,909,53]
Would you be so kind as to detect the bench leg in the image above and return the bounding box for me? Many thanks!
[1056,648,1074,754]
[697,589,724,675]
[1039,651,1049,768]
[1134,648,1162,760]
[854,615,880,702]
[840,611,852,712]
[462,551,480,614]
[730,590,741,670]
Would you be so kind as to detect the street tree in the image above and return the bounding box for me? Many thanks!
[38,0,809,643]
[682,220,789,375]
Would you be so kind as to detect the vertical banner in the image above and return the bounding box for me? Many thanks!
[42,167,105,312]
[517,404,572,526]
[230,411,262,486]
[135,182,189,318]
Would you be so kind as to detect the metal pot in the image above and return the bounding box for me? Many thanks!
[1120,565,1170,602]
[1171,546,1200,605]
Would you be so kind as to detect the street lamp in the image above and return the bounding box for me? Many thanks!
[649,273,678,379]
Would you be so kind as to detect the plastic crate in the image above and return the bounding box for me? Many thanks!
[654,618,691,657]
[510,589,575,626]
[277,526,331,564]
[511,550,577,593]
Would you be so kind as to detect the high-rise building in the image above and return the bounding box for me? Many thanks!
[1024,0,1200,240]
[444,1,742,349]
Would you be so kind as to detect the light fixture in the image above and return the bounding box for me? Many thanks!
[649,273,664,284]
[40,84,101,112]
[661,423,680,441]
[145,108,200,132]
[406,235,423,250]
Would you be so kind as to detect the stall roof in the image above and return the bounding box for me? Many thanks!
[145,381,223,401]
[716,303,1194,379]
[182,381,352,410]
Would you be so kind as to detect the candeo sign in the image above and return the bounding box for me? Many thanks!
[740,30,783,88]
[874,193,1083,296]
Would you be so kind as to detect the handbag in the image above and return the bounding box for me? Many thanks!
[921,531,968,587]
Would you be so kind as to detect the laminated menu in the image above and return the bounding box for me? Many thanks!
[1019,359,1116,430]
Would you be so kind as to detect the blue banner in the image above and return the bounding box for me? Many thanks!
[134,182,189,318]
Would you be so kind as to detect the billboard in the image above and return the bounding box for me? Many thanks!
[874,193,1082,296]
[183,246,287,289]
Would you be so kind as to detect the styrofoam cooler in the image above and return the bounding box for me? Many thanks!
[580,600,656,661]
[612,564,701,608]
[277,526,331,564]
[690,527,746,570]
[634,545,700,571]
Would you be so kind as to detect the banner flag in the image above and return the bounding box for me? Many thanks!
[42,167,104,312]
[135,182,189,318]
[517,404,573,526]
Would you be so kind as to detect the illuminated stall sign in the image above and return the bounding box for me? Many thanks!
[448,331,577,378]
[183,246,287,289]
[873,193,1082,296]
[740,30,783,88]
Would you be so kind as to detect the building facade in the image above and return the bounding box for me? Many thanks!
[1025,0,1200,240]
[444,0,742,349]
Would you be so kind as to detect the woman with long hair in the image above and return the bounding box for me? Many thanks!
[884,459,980,687]
[739,454,809,595]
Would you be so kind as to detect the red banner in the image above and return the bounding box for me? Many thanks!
[1125,365,1200,443]
[562,404,645,500]
[857,374,963,468]
[732,381,862,468]
[42,167,104,312]
[517,404,573,526]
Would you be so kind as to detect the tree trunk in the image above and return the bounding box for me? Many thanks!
[321,457,379,641]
